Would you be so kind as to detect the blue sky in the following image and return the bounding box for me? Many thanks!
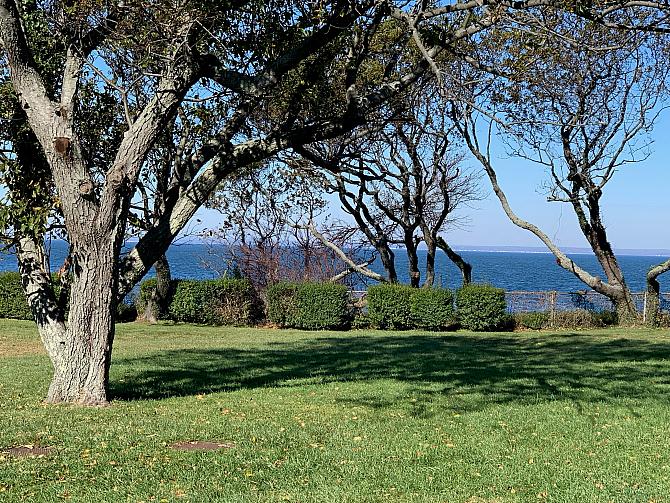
[194,111,670,251]
[445,114,670,251]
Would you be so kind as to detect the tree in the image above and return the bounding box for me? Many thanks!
[0,0,433,404]
[1,0,668,403]
[298,87,480,288]
[204,162,369,289]
[445,13,669,323]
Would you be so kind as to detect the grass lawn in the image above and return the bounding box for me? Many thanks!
[2,321,670,502]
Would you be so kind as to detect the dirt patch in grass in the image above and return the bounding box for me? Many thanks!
[1,446,54,458]
[170,441,235,451]
[0,337,45,357]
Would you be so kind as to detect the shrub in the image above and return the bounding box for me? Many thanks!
[410,288,455,330]
[550,309,597,329]
[456,283,507,331]
[136,278,261,325]
[592,310,618,327]
[548,309,618,329]
[295,282,350,330]
[266,282,350,330]
[265,282,300,327]
[116,302,138,323]
[0,272,32,320]
[514,311,550,330]
[168,278,261,326]
[367,283,414,329]
[351,312,370,330]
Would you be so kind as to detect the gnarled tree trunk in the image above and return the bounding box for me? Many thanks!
[437,236,472,286]
[142,254,172,324]
[17,233,120,405]
[645,258,670,326]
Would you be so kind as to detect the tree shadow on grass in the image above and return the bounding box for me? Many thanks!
[110,333,670,413]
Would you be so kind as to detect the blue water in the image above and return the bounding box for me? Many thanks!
[0,241,667,292]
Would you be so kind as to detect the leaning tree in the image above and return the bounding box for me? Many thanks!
[1,0,669,404]
[443,12,670,323]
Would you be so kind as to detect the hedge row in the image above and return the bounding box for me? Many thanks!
[0,272,32,320]
[3,271,619,331]
[266,282,350,330]
[366,284,457,330]
[137,278,261,326]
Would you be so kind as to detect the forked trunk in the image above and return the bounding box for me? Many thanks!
[18,235,119,405]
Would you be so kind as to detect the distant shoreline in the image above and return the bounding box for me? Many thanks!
[2,240,668,259]
[448,245,670,257]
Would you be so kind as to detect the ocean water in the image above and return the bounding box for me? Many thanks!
[0,240,667,293]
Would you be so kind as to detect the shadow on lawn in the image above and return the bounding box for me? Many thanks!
[110,333,670,411]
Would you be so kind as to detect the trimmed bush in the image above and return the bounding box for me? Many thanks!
[0,272,32,320]
[410,288,456,330]
[295,282,350,330]
[168,278,261,326]
[367,283,414,329]
[514,311,550,330]
[136,278,260,326]
[266,282,350,330]
[456,283,507,331]
[116,302,138,323]
[265,282,300,327]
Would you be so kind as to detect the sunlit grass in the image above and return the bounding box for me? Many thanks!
[1,320,670,502]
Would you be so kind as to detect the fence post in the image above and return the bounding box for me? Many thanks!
[549,291,557,327]
[643,291,647,324]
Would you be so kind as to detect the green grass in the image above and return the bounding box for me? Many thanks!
[2,320,670,502]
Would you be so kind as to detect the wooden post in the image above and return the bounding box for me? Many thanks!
[550,291,557,327]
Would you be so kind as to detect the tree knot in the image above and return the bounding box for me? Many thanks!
[79,179,95,198]
[54,137,71,158]
[107,167,127,191]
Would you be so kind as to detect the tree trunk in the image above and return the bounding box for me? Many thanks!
[645,258,670,326]
[405,233,420,288]
[46,239,118,404]
[142,254,172,324]
[423,237,436,287]
[378,244,398,283]
[17,234,120,405]
[436,236,472,286]
[567,193,640,323]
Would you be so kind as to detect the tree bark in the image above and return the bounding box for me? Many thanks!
[48,236,119,405]
[142,254,172,324]
[405,233,420,288]
[378,244,398,283]
[568,193,638,323]
[436,236,472,286]
[16,234,119,405]
[645,258,670,326]
[423,235,436,287]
